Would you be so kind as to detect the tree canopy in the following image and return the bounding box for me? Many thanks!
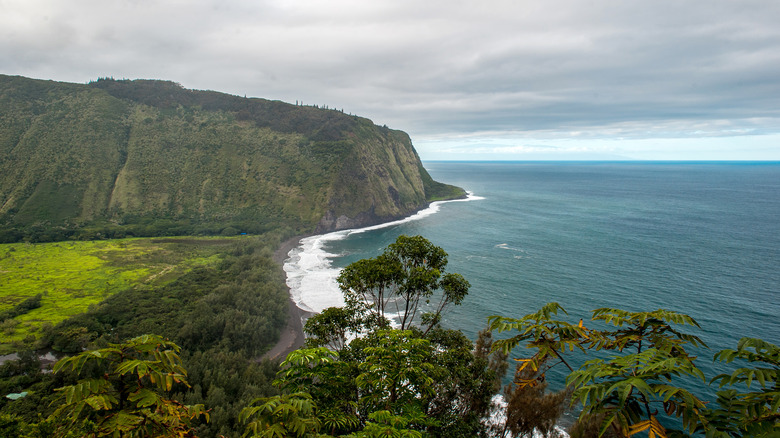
[328,235,469,337]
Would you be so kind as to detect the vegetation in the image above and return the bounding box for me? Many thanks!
[49,334,209,437]
[0,235,289,437]
[1,234,777,437]
[0,75,770,437]
[207,237,780,438]
[706,337,779,437]
[490,304,779,438]
[0,75,465,244]
[0,237,233,352]
[246,236,506,437]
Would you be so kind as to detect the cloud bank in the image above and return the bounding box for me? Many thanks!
[3,0,779,159]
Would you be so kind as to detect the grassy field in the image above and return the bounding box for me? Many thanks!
[0,237,238,352]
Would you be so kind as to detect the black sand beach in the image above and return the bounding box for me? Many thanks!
[261,236,309,361]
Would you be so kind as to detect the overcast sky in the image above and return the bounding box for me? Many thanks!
[3,0,779,160]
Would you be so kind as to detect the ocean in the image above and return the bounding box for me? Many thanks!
[283,161,780,402]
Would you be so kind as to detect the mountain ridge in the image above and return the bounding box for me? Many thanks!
[0,75,464,242]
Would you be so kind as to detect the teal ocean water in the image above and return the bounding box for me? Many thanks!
[284,161,780,400]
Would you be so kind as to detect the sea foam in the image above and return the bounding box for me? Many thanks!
[283,193,482,316]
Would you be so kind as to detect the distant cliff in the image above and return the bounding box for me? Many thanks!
[0,75,465,242]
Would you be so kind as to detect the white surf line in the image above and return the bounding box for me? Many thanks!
[283,192,483,315]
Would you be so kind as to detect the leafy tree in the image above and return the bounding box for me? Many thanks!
[569,308,708,438]
[491,304,711,438]
[348,409,430,438]
[277,236,504,436]
[273,347,359,435]
[270,328,504,437]
[336,235,469,334]
[355,330,436,412]
[239,392,321,438]
[489,302,588,381]
[488,303,586,438]
[496,357,570,438]
[705,337,779,438]
[303,306,373,352]
[49,334,208,437]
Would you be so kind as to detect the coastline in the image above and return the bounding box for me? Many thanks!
[262,193,480,362]
[261,235,311,362]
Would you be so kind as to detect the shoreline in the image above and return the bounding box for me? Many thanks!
[261,235,311,362]
[262,194,479,362]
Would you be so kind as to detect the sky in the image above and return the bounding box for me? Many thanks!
[2,0,780,160]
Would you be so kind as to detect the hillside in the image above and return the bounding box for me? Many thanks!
[0,75,464,242]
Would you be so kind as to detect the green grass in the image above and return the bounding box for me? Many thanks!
[0,236,237,351]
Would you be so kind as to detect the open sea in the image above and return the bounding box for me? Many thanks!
[284,161,780,405]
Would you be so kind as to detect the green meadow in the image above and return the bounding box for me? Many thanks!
[0,237,237,352]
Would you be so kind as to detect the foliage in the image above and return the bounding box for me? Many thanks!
[496,355,570,438]
[348,409,430,438]
[568,308,708,437]
[491,304,713,438]
[705,337,779,437]
[0,237,231,352]
[0,74,464,244]
[1,236,290,438]
[240,392,321,438]
[489,302,588,378]
[273,347,359,435]
[49,334,209,437]
[278,238,502,437]
[356,330,436,411]
[488,303,585,437]
[303,306,372,351]
[334,235,469,336]
[272,328,504,438]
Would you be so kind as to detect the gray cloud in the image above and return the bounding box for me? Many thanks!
[2,0,779,158]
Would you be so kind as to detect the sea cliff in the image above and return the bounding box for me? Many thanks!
[0,75,464,242]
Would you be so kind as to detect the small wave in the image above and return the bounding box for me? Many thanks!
[495,243,526,253]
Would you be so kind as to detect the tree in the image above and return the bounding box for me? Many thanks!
[273,347,359,435]
[303,306,376,352]
[489,302,588,383]
[269,328,504,438]
[491,304,710,438]
[488,303,586,437]
[281,235,506,437]
[49,334,208,437]
[335,235,469,335]
[705,337,779,438]
[498,360,570,438]
[568,308,708,438]
[348,410,429,438]
[239,392,321,438]
[355,330,436,412]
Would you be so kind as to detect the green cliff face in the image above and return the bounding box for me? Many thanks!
[0,75,464,242]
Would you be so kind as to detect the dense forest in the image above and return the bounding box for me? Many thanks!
[1,234,291,437]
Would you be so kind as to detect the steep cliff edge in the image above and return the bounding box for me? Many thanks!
[0,75,464,242]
